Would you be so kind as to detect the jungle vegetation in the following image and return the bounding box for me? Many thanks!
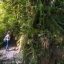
[0,0,64,64]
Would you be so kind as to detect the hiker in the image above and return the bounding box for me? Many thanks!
[3,31,11,50]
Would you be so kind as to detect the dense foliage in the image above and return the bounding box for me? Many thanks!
[0,0,64,64]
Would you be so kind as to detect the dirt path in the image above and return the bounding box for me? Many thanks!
[0,46,23,64]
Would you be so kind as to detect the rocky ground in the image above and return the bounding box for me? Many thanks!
[0,46,23,64]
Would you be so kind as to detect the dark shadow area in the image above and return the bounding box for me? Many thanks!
[10,33,17,47]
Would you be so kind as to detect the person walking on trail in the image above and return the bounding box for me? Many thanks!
[3,31,11,51]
